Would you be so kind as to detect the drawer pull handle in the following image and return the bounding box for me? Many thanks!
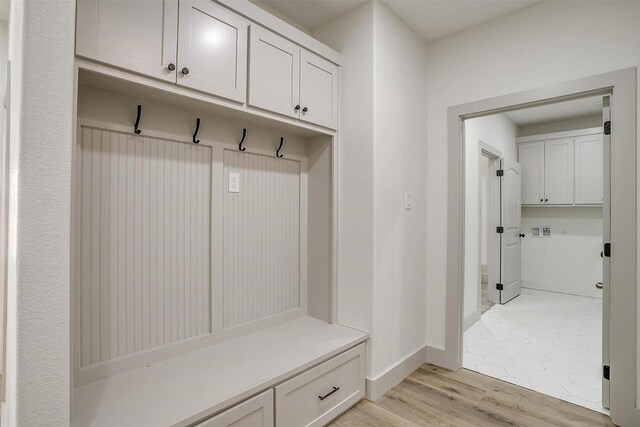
[319,386,340,401]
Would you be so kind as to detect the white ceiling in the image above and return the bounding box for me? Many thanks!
[505,96,604,126]
[259,0,539,41]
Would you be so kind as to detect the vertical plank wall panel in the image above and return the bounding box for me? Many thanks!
[223,150,301,328]
[77,126,212,368]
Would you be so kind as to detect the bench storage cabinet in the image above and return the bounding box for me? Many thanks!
[195,390,274,427]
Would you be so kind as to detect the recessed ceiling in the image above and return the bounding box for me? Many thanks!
[505,96,604,126]
[258,0,540,41]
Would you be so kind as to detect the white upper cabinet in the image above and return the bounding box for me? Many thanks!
[76,0,178,82]
[544,138,574,205]
[177,1,248,102]
[518,142,545,205]
[299,51,339,129]
[248,26,301,120]
[574,134,603,204]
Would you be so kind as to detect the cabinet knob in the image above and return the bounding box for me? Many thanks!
[181,67,190,75]
[545,198,548,202]
[540,199,543,202]
[167,63,176,72]
[519,233,525,238]
[294,105,300,111]
[302,107,308,113]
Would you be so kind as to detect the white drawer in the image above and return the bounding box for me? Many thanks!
[275,344,366,427]
[196,390,274,427]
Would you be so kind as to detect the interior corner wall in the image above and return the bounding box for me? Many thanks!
[312,1,375,362]
[370,0,428,380]
[463,114,517,326]
[314,0,429,387]
[424,0,640,356]
[5,0,75,425]
[517,114,603,137]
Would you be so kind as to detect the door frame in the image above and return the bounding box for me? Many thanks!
[444,68,637,425]
[478,141,501,310]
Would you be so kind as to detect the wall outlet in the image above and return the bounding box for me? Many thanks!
[229,172,240,193]
[405,192,412,210]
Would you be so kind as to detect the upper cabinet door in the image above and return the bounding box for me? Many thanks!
[177,1,248,102]
[76,0,178,82]
[248,26,300,119]
[299,51,338,129]
[574,134,603,204]
[544,138,574,204]
[518,142,545,205]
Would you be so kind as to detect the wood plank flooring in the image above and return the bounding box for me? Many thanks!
[330,364,615,427]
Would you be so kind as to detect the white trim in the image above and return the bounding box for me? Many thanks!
[365,346,427,401]
[521,280,602,299]
[516,126,602,143]
[463,309,481,331]
[446,68,637,426]
[216,0,341,65]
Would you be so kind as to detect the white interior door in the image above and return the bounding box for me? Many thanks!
[499,158,522,304]
[177,0,248,102]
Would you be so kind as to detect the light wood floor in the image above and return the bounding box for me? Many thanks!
[330,364,615,427]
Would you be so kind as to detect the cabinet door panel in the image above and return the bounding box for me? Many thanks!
[518,142,545,205]
[575,134,603,204]
[177,0,248,102]
[248,26,300,119]
[299,50,338,129]
[76,0,178,82]
[544,138,574,204]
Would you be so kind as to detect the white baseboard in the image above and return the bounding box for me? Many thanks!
[463,309,481,331]
[426,345,457,371]
[522,279,602,299]
[365,346,427,401]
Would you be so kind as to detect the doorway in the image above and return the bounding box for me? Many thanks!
[444,68,637,426]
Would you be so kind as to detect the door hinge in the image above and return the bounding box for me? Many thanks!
[496,226,504,234]
[603,365,610,380]
[496,283,504,291]
[604,121,611,135]
[604,243,611,258]
[496,169,504,177]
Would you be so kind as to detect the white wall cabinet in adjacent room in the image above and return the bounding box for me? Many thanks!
[518,142,545,205]
[544,138,574,205]
[574,134,604,204]
[178,0,248,102]
[76,0,179,82]
[249,26,339,129]
[517,128,602,206]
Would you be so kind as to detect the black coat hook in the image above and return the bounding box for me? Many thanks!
[276,136,284,158]
[193,118,200,144]
[134,104,142,134]
[239,128,247,151]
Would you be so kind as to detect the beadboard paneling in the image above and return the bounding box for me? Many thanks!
[223,150,301,328]
[77,126,212,368]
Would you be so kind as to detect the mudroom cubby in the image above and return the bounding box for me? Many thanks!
[71,1,367,420]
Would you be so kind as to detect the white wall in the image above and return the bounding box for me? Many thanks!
[463,114,517,324]
[5,0,75,424]
[425,1,640,352]
[518,114,602,137]
[521,207,603,299]
[314,0,429,390]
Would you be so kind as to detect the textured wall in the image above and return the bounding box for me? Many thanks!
[5,0,75,425]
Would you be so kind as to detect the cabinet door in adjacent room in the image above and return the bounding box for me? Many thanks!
[518,142,545,205]
[76,0,178,82]
[544,138,574,204]
[574,134,603,204]
[299,50,339,129]
[178,0,248,102]
[248,25,301,119]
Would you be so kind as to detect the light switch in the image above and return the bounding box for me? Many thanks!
[405,192,412,210]
[229,172,240,193]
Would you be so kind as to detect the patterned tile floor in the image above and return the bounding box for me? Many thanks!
[464,288,607,414]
